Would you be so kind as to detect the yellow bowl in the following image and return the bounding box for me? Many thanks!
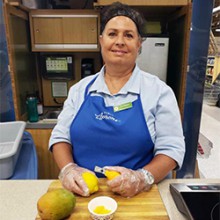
[88,196,117,220]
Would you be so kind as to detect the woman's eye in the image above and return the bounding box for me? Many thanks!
[108,32,116,37]
[126,33,133,38]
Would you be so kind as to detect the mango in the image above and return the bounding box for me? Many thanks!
[37,188,76,220]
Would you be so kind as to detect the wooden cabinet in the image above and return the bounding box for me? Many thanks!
[32,17,63,44]
[29,10,100,52]
[26,128,60,179]
[2,3,38,121]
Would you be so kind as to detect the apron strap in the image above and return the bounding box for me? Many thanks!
[84,76,98,100]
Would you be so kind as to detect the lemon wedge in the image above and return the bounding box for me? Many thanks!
[104,170,120,180]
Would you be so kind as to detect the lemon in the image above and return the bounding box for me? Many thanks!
[93,205,111,214]
[104,170,120,180]
[82,172,99,194]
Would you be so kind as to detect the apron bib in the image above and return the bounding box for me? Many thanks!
[70,77,154,176]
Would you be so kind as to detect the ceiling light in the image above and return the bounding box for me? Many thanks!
[213,6,220,13]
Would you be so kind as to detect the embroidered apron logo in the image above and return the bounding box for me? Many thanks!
[95,112,120,122]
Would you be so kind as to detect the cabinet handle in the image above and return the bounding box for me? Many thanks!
[36,29,39,33]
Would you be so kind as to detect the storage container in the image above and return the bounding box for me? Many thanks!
[0,121,26,179]
[22,0,46,9]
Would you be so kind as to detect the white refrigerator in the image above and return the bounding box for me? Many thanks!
[136,37,169,82]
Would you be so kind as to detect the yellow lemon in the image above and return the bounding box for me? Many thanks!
[104,170,120,180]
[82,172,99,194]
[93,205,111,214]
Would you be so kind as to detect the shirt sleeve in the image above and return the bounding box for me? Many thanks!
[48,85,79,150]
[154,85,185,169]
[48,73,100,151]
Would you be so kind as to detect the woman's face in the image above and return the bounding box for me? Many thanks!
[99,16,141,68]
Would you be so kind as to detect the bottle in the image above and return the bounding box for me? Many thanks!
[36,91,43,116]
[26,96,39,122]
[37,102,43,116]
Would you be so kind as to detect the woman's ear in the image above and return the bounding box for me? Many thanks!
[99,35,103,47]
[137,37,142,54]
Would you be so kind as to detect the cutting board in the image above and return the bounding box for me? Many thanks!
[36,179,169,220]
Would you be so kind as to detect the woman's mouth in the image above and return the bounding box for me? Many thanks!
[111,50,127,55]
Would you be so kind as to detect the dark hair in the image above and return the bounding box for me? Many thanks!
[100,2,146,36]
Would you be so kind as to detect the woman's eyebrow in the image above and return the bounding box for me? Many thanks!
[106,28,135,33]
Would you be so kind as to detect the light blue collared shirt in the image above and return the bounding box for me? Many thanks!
[49,65,185,169]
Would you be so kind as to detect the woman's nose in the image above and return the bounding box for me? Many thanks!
[115,35,125,46]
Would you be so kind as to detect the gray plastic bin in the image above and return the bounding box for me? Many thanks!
[0,121,26,179]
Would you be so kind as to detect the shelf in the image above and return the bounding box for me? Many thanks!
[94,0,190,6]
[7,2,30,12]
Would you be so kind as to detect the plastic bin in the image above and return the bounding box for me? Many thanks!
[10,131,38,179]
[0,121,26,179]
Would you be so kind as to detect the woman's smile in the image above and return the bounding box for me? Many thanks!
[99,16,141,67]
[111,49,128,55]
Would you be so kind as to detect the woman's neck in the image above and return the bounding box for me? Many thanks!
[104,65,134,95]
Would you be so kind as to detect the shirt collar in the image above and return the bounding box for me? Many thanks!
[88,65,141,95]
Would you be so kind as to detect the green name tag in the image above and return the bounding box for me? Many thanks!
[113,102,133,112]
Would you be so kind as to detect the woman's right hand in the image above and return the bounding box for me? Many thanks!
[58,163,93,197]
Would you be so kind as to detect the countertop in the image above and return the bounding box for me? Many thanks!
[26,120,57,129]
[0,179,219,220]
[26,108,60,129]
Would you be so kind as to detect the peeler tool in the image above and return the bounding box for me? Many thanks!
[94,166,106,175]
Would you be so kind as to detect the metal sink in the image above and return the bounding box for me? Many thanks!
[44,110,61,119]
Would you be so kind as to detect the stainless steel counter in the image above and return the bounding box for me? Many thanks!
[26,120,56,129]
[26,107,60,129]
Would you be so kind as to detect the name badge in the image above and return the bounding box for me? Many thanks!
[113,102,133,112]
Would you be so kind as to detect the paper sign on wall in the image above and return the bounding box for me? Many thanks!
[51,82,68,97]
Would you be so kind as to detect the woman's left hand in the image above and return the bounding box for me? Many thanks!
[105,166,151,197]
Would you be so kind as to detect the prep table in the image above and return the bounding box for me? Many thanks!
[0,179,219,220]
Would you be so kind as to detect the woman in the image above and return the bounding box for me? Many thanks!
[49,2,185,198]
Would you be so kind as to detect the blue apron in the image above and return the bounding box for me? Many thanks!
[70,77,154,177]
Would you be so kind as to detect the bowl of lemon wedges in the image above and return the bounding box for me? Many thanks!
[88,196,118,220]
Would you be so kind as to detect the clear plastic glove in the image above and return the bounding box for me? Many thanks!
[58,162,94,197]
[105,166,151,198]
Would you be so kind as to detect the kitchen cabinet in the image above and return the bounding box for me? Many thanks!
[2,3,39,121]
[29,10,100,52]
[26,128,59,179]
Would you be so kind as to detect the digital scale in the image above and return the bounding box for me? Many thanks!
[40,54,74,80]
[170,183,220,220]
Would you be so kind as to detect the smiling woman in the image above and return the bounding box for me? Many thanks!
[49,2,185,199]
[99,16,141,84]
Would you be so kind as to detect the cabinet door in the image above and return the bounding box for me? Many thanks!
[63,17,98,44]
[29,10,100,51]
[33,17,63,44]
[27,128,59,179]
[3,3,38,120]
